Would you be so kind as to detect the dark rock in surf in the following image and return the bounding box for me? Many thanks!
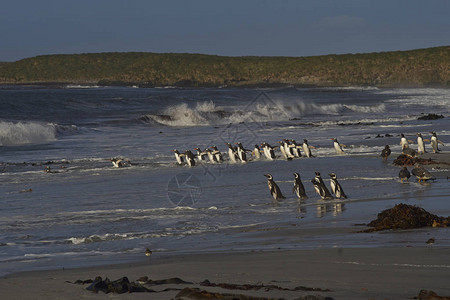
[417,114,445,120]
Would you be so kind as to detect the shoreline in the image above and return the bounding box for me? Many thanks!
[1,247,449,299]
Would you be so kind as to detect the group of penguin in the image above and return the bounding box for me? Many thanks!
[379,131,444,162]
[264,171,347,201]
[379,131,444,183]
[171,138,333,167]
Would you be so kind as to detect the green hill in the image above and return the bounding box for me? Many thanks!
[1,46,449,87]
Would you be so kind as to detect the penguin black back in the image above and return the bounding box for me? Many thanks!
[264,173,285,200]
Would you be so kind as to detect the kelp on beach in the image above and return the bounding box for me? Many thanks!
[70,276,333,299]
[362,203,450,233]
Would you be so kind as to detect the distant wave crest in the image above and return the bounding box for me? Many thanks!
[0,121,58,146]
[141,100,386,127]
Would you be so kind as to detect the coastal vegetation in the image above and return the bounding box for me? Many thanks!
[0,46,448,87]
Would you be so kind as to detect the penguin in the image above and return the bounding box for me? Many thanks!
[278,141,293,160]
[283,139,295,159]
[289,139,302,158]
[205,149,218,163]
[184,150,196,167]
[194,148,208,161]
[398,167,411,183]
[252,144,262,160]
[111,158,131,168]
[225,143,239,163]
[400,133,411,150]
[411,163,436,183]
[293,172,308,200]
[329,173,347,199]
[430,131,444,153]
[311,172,334,200]
[261,142,276,160]
[302,139,314,158]
[380,145,391,162]
[332,138,345,155]
[210,145,223,162]
[417,133,426,154]
[264,173,285,200]
[172,149,185,165]
[236,142,250,163]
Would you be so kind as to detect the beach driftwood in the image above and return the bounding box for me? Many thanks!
[362,203,450,232]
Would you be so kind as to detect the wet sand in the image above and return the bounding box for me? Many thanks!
[419,152,450,179]
[1,247,449,300]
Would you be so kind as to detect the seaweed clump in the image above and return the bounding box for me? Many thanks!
[393,154,435,166]
[362,203,450,232]
[85,276,152,293]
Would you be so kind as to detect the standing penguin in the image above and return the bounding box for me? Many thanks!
[184,150,196,167]
[261,142,276,160]
[278,141,293,160]
[205,149,218,163]
[329,173,347,199]
[194,148,208,161]
[430,131,445,153]
[225,143,239,163]
[252,144,262,160]
[417,133,426,154]
[210,145,223,162]
[302,139,314,158]
[236,142,250,163]
[283,139,296,159]
[289,139,302,158]
[398,167,411,183]
[264,174,285,200]
[293,173,308,200]
[380,145,391,162]
[173,149,185,165]
[311,172,334,200]
[400,134,410,150]
[332,138,345,155]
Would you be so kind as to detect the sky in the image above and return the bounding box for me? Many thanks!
[1,0,449,62]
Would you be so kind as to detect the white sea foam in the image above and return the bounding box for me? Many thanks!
[65,84,101,89]
[144,100,388,127]
[0,121,57,146]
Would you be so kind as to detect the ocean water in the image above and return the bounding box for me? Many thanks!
[0,85,449,276]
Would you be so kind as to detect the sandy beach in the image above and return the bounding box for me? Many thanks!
[1,247,449,300]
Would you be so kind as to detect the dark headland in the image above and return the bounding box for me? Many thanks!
[0,46,449,88]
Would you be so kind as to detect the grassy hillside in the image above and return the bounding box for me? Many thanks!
[0,46,449,87]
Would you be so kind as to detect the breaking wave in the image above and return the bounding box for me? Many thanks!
[141,100,386,127]
[0,121,76,146]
